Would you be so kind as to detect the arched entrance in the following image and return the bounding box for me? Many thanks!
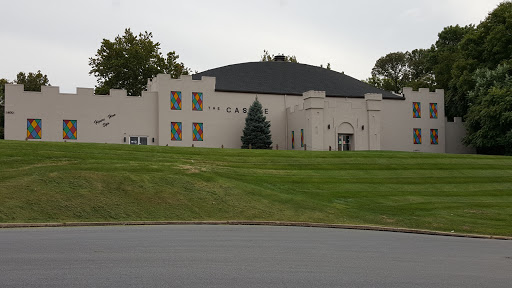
[337,122,354,151]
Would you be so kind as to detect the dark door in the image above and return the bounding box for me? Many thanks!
[338,134,352,151]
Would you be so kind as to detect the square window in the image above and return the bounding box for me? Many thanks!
[430,103,438,119]
[192,92,203,111]
[63,120,77,140]
[171,122,182,141]
[129,136,147,145]
[413,102,421,118]
[413,128,422,144]
[171,91,182,110]
[27,119,42,139]
[430,129,439,144]
[193,122,203,141]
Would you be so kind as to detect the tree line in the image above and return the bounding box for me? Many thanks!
[366,2,512,154]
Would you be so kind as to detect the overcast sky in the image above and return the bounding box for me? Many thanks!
[0,0,504,93]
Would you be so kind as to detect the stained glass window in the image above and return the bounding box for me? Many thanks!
[192,92,203,111]
[171,91,182,110]
[413,128,422,144]
[430,103,438,119]
[430,129,438,145]
[27,119,42,139]
[171,122,182,141]
[193,122,203,141]
[413,102,421,118]
[63,120,77,140]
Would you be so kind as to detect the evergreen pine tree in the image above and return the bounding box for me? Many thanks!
[241,98,272,149]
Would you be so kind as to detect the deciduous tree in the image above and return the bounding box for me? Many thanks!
[429,25,475,118]
[89,28,190,96]
[15,71,50,91]
[464,64,512,155]
[447,2,512,118]
[371,51,409,93]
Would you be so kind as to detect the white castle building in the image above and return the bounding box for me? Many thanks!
[4,59,473,153]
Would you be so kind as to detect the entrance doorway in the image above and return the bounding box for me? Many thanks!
[129,136,148,145]
[338,134,352,151]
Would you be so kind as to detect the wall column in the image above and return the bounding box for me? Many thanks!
[365,93,382,150]
[303,91,325,151]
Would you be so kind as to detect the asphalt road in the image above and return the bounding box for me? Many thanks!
[0,225,511,287]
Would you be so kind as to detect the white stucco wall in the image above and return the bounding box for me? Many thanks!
[4,75,469,153]
[286,103,306,150]
[381,88,445,153]
[287,92,385,151]
[4,84,158,145]
[5,75,303,149]
[148,74,302,149]
[445,117,476,154]
[286,88,447,153]
[319,96,368,151]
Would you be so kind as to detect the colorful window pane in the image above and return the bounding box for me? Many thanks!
[301,129,304,147]
[192,122,203,141]
[430,103,438,119]
[171,91,182,110]
[171,122,182,141]
[192,92,203,111]
[413,102,421,118]
[430,129,439,145]
[292,131,295,149]
[413,128,422,144]
[63,120,77,140]
[27,119,42,139]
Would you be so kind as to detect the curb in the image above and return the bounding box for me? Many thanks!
[0,221,510,240]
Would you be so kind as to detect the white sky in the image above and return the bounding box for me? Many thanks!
[0,0,504,93]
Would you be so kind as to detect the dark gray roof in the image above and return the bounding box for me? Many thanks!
[193,61,402,100]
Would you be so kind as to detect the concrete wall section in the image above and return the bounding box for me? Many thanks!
[120,91,159,145]
[4,75,470,154]
[287,92,379,151]
[322,97,367,151]
[149,74,302,149]
[4,84,158,145]
[152,74,216,147]
[445,117,476,154]
[286,103,306,150]
[303,91,325,151]
[365,94,382,151]
[381,88,445,153]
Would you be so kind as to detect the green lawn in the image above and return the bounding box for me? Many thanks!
[0,140,511,236]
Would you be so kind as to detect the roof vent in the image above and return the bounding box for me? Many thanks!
[274,55,286,62]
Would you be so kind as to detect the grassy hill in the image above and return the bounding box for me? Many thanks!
[0,140,511,236]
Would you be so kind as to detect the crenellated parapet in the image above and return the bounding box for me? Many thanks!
[364,93,382,111]
[4,83,159,99]
[147,74,216,92]
[402,87,444,100]
[303,90,325,110]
